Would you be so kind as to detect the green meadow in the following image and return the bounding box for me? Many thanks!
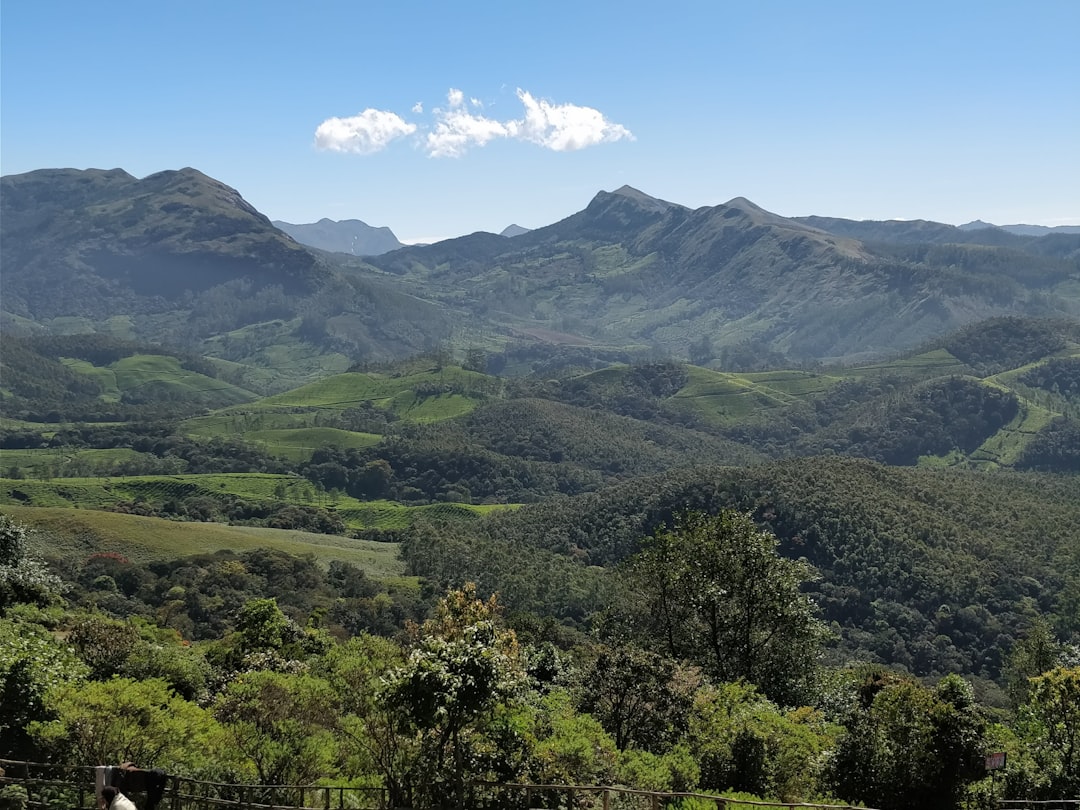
[60,353,257,406]
[4,504,406,577]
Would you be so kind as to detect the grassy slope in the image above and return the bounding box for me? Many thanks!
[0,473,513,530]
[0,447,149,476]
[181,366,495,458]
[59,354,258,406]
[4,504,405,577]
[669,366,840,426]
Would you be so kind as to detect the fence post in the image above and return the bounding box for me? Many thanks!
[603,788,610,810]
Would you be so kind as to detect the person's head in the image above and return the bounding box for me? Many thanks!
[101,787,119,803]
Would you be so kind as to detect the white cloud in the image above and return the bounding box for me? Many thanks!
[316,87,632,159]
[314,109,417,154]
[426,108,509,158]
[506,89,634,151]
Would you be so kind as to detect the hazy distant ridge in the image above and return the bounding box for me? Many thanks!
[273,218,404,256]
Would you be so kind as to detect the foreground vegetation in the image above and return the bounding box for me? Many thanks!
[2,513,1077,809]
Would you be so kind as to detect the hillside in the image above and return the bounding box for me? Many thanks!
[0,168,456,390]
[362,186,1080,363]
[404,456,1080,689]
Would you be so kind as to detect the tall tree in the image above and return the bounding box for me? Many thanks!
[382,584,527,809]
[615,510,827,705]
[827,668,987,810]
[1018,666,1080,798]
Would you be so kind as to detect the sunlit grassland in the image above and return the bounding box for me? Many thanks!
[0,473,518,530]
[836,348,970,379]
[183,410,383,459]
[969,397,1058,468]
[4,504,406,577]
[258,368,488,410]
[183,410,325,437]
[57,353,258,406]
[209,366,494,425]
[242,428,382,461]
[337,500,516,530]
[669,366,838,426]
[198,319,354,393]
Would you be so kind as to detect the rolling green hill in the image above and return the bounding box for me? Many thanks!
[4,503,405,576]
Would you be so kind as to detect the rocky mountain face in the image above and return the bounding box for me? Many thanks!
[0,168,453,378]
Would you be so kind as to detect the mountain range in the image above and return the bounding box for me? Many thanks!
[2,167,1078,381]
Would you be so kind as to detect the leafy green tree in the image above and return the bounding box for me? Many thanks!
[69,615,140,680]
[1016,666,1080,797]
[827,668,987,810]
[236,597,293,652]
[382,584,526,808]
[576,644,698,752]
[616,510,828,705]
[314,635,405,787]
[527,690,618,788]
[688,680,833,800]
[0,618,88,759]
[214,670,339,786]
[0,515,65,610]
[29,677,222,774]
[1005,617,1062,707]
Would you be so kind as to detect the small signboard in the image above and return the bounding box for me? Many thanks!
[985,751,1007,771]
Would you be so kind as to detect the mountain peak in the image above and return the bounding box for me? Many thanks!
[958,219,999,231]
[608,185,677,213]
[722,196,771,215]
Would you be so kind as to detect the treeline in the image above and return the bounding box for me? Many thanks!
[0,335,242,422]
[1,422,284,476]
[1019,356,1080,400]
[940,316,1078,376]
[52,545,425,643]
[1017,417,1080,472]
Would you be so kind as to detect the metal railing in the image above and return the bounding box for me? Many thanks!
[0,759,919,810]
[468,781,877,810]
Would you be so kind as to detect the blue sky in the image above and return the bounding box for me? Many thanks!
[2,0,1078,242]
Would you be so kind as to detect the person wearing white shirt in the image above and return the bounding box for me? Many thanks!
[100,786,137,810]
